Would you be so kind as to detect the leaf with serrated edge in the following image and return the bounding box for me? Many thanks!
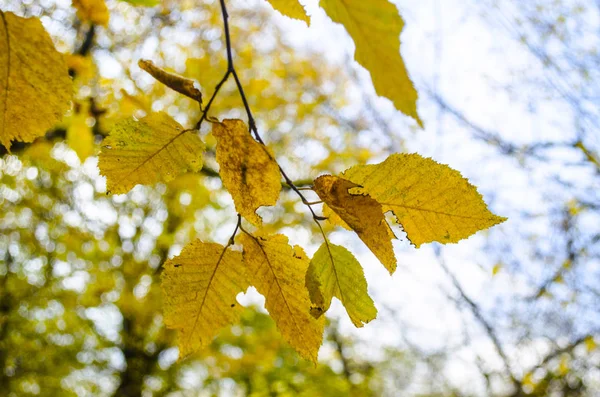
[319,0,421,126]
[342,153,507,248]
[313,175,397,274]
[240,232,324,363]
[98,112,204,194]
[213,119,281,226]
[306,242,377,327]
[0,12,72,150]
[264,0,310,24]
[161,240,248,358]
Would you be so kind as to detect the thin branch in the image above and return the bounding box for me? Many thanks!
[434,246,522,391]
[213,0,330,242]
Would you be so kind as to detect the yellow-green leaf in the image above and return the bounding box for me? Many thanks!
[306,243,377,327]
[99,112,204,194]
[66,108,94,162]
[72,0,110,26]
[240,232,325,363]
[492,263,502,277]
[0,12,72,150]
[213,119,281,226]
[585,336,597,352]
[161,240,248,358]
[342,153,507,248]
[319,0,422,126]
[264,0,310,24]
[313,175,397,274]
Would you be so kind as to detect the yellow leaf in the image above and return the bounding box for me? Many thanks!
[213,119,281,226]
[323,204,351,230]
[66,54,94,81]
[342,154,507,248]
[522,372,535,387]
[558,355,570,375]
[585,336,597,352]
[306,242,377,327]
[492,263,502,276]
[319,0,422,126]
[72,0,109,26]
[313,175,397,274]
[66,107,95,161]
[240,233,325,362]
[0,12,72,150]
[264,0,310,24]
[161,240,248,357]
[98,112,204,194]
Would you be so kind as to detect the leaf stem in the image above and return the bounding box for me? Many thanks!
[214,0,330,242]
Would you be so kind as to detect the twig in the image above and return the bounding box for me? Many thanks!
[434,246,522,391]
[211,0,331,245]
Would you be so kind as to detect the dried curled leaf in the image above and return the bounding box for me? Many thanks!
[264,0,310,24]
[313,175,397,274]
[213,119,281,226]
[319,0,422,126]
[306,243,377,327]
[138,60,202,103]
[342,153,507,247]
[161,241,248,357]
[240,232,325,363]
[0,12,72,150]
[99,112,204,194]
[72,0,109,26]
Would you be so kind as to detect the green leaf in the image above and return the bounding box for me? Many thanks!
[306,243,377,327]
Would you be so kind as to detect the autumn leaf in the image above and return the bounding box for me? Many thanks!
[161,240,248,357]
[66,107,95,161]
[342,153,507,247]
[72,0,110,26]
[264,0,310,24]
[306,243,377,327]
[319,0,422,126]
[0,12,72,150]
[323,204,350,230]
[213,119,281,226]
[138,60,203,103]
[98,112,204,194]
[313,175,397,274]
[240,232,325,363]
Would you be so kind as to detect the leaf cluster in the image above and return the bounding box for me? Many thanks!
[0,0,506,363]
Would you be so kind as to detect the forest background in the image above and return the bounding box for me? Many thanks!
[1,0,599,396]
